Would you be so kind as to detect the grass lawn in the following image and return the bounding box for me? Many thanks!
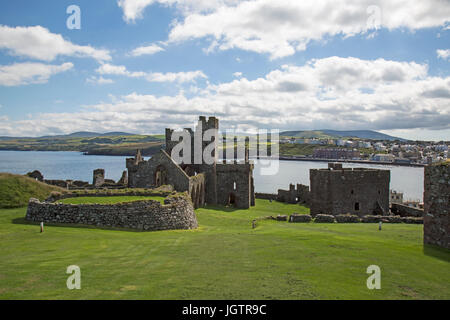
[60,196,167,205]
[0,199,449,300]
[0,173,65,209]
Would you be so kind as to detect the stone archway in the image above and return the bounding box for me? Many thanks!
[155,165,168,187]
[228,193,237,207]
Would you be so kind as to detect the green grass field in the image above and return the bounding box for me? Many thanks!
[0,198,449,300]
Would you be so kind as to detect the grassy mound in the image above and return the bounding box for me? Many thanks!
[0,173,66,209]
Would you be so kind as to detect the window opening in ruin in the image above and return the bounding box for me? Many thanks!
[233,182,237,191]
[155,165,168,187]
[355,202,360,211]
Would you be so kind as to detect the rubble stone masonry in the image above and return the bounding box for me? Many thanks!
[424,163,450,249]
[26,196,198,231]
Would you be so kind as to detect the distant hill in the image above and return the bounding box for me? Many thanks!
[0,131,137,140]
[280,129,406,141]
[39,131,136,139]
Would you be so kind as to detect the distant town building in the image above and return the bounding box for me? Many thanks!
[394,158,411,165]
[390,190,404,204]
[313,148,360,160]
[374,142,386,151]
[371,154,395,162]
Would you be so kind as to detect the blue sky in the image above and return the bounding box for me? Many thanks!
[0,0,449,140]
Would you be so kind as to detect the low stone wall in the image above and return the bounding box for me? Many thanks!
[391,203,423,217]
[289,214,312,223]
[314,214,336,223]
[46,190,172,203]
[255,193,278,201]
[336,215,360,223]
[361,215,423,224]
[26,196,198,231]
[283,213,423,224]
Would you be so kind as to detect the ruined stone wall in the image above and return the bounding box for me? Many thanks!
[93,169,105,187]
[424,163,450,249]
[127,150,191,192]
[310,168,390,217]
[216,162,254,209]
[189,173,206,209]
[277,184,310,205]
[255,193,278,201]
[46,190,172,203]
[391,203,423,217]
[26,196,198,231]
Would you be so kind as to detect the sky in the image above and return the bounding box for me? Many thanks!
[0,0,449,141]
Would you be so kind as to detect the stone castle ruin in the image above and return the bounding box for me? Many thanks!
[277,184,310,205]
[127,116,255,209]
[309,163,390,217]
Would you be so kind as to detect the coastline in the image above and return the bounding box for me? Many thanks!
[0,149,427,167]
[255,156,426,168]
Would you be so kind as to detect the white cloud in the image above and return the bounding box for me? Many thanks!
[437,49,450,60]
[133,0,449,59]
[117,1,450,58]
[233,72,243,78]
[118,0,155,23]
[130,44,165,56]
[0,62,73,86]
[146,70,207,82]
[86,76,115,85]
[117,0,239,23]
[0,25,111,62]
[1,56,449,137]
[96,63,146,78]
[96,63,207,83]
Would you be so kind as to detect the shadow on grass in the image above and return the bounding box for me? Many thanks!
[423,244,450,262]
[12,217,155,233]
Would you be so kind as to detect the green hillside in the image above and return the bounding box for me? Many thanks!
[0,173,66,209]
[281,129,404,141]
[0,134,165,156]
